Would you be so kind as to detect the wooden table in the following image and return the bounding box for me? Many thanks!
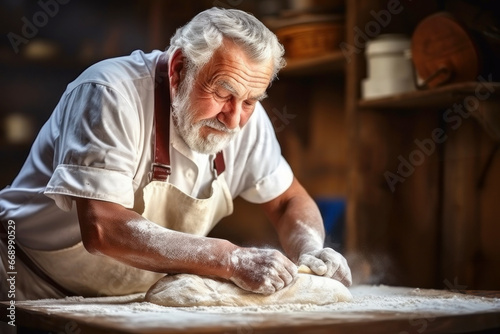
[1,286,500,334]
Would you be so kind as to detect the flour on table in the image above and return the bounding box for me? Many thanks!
[145,273,352,307]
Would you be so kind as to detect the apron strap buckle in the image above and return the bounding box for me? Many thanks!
[151,162,171,182]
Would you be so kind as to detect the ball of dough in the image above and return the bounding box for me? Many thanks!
[145,273,352,307]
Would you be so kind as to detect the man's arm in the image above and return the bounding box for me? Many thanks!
[74,197,297,294]
[261,177,352,286]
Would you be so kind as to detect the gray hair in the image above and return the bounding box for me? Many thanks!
[166,7,286,82]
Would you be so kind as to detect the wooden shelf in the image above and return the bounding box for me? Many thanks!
[358,81,500,110]
[280,52,345,76]
[358,81,500,141]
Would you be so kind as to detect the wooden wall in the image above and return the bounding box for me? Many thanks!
[345,0,500,289]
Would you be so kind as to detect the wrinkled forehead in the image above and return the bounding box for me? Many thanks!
[198,40,273,94]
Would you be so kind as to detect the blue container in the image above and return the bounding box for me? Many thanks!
[315,197,346,249]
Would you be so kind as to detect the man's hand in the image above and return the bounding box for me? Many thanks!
[261,178,352,288]
[298,248,352,287]
[228,247,297,295]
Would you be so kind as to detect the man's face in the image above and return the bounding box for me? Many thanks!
[172,41,273,154]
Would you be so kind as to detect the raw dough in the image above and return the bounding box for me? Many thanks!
[145,273,352,307]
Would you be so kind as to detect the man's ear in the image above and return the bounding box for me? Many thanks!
[169,49,185,92]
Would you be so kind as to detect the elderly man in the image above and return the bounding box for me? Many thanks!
[0,7,351,301]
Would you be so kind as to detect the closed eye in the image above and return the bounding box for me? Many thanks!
[244,100,256,107]
[214,90,232,101]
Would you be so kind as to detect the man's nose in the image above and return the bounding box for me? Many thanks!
[218,100,241,130]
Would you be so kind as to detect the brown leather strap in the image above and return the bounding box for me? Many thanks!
[0,223,75,297]
[152,56,225,181]
[214,149,226,176]
[152,56,171,181]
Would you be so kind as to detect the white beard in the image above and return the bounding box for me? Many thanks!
[171,71,240,155]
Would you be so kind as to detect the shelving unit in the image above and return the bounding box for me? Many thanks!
[345,0,500,289]
[359,82,500,142]
[280,52,346,76]
[358,82,500,110]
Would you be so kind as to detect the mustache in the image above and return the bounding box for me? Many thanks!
[199,118,240,134]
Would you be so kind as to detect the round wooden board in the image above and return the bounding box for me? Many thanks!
[412,12,481,87]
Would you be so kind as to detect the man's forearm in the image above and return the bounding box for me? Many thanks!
[76,198,237,280]
[114,219,237,279]
[272,190,326,262]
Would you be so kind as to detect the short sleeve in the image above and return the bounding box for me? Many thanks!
[239,155,293,203]
[44,83,140,211]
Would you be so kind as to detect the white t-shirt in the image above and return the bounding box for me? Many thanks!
[0,50,293,250]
